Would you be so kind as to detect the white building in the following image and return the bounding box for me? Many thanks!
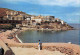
[32,18,41,23]
[34,19,41,23]
[25,17,31,21]
[55,18,61,22]
[61,20,65,25]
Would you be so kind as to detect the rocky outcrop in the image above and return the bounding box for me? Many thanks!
[36,22,74,30]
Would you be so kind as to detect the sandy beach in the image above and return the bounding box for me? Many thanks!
[0,29,80,55]
[11,47,66,55]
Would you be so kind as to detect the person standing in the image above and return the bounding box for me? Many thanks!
[38,40,42,50]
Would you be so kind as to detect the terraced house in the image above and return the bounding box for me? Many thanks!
[3,11,25,20]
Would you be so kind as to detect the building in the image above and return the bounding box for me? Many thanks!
[31,20,36,26]
[11,15,24,20]
[3,15,25,20]
[44,16,55,21]
[61,20,66,25]
[55,18,61,22]
[31,16,42,23]
[25,16,31,21]
[2,10,27,20]
[6,11,18,16]
[22,21,27,26]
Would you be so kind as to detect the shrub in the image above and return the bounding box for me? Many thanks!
[0,24,14,30]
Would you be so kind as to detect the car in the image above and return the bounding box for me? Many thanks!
[7,37,14,39]
[0,47,4,55]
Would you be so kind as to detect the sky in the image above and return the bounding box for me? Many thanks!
[0,0,80,23]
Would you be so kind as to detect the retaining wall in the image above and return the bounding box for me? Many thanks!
[0,39,14,55]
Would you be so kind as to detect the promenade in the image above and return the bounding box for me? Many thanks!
[8,43,80,55]
[11,47,66,55]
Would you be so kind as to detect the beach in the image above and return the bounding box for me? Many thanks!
[0,28,80,55]
[10,47,66,55]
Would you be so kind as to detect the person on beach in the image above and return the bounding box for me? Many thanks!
[38,40,42,50]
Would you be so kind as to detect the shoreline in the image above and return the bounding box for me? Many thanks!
[15,34,23,43]
[0,28,79,44]
[0,28,80,55]
[8,43,80,55]
[0,28,78,43]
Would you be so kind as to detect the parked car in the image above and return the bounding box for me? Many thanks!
[0,47,4,55]
[7,37,14,39]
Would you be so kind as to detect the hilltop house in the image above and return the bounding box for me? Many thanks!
[55,18,61,22]
[31,15,42,24]
[3,15,25,20]
[6,11,18,16]
[55,18,66,25]
[44,16,55,22]
[3,10,26,20]
[61,20,66,25]
[25,16,31,20]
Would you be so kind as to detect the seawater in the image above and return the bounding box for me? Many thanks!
[18,24,80,45]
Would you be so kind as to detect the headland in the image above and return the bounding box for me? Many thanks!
[0,8,80,55]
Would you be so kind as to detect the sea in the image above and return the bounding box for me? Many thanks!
[18,24,80,45]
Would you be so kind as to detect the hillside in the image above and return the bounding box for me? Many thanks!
[0,8,8,18]
[0,8,31,18]
[0,8,74,30]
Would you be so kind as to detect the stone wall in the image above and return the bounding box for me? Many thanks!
[0,39,14,55]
